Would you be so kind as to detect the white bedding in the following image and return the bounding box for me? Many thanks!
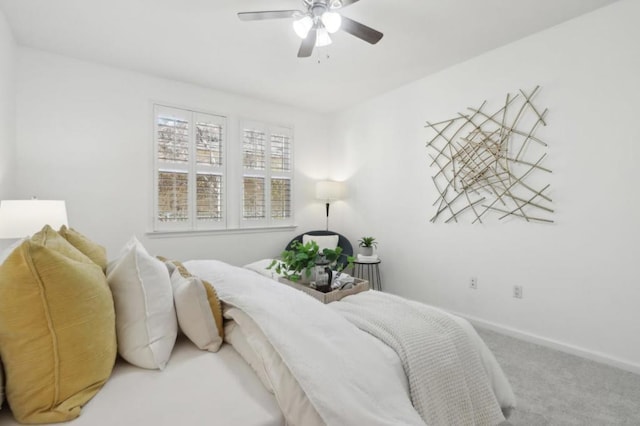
[185,261,514,425]
[0,337,283,426]
[186,259,425,426]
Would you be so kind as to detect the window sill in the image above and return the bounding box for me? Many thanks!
[146,225,297,238]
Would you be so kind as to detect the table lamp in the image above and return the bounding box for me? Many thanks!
[315,181,346,231]
[0,199,69,239]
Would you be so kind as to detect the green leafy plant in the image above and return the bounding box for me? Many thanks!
[358,236,378,248]
[268,240,353,282]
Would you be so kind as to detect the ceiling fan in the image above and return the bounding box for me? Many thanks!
[238,0,383,58]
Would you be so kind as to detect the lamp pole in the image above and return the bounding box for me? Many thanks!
[325,202,330,230]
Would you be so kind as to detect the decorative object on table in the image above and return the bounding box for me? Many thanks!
[268,240,353,283]
[424,85,554,224]
[286,230,353,270]
[0,198,68,238]
[353,258,382,291]
[313,254,333,293]
[332,272,356,290]
[357,236,377,256]
[279,276,369,304]
[315,180,346,230]
[237,0,383,59]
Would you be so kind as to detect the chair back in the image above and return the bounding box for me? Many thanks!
[286,230,353,270]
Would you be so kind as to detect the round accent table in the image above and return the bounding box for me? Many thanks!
[353,259,382,291]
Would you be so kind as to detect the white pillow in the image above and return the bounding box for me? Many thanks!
[302,234,339,252]
[106,237,177,369]
[244,258,283,280]
[170,269,223,352]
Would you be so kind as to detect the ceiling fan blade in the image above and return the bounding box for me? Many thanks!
[297,30,317,58]
[336,0,360,8]
[340,16,383,44]
[238,10,301,21]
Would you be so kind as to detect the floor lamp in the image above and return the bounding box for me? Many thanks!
[315,181,346,231]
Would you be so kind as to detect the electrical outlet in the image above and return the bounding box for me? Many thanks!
[470,277,477,290]
[513,285,523,299]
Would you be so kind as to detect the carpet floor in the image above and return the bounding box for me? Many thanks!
[477,327,640,425]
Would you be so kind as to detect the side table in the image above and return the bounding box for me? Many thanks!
[353,259,382,291]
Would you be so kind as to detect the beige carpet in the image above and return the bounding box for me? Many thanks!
[477,328,640,425]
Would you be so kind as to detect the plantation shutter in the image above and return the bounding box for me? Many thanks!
[154,105,226,231]
[195,113,225,227]
[270,128,292,221]
[241,121,294,226]
[242,124,267,221]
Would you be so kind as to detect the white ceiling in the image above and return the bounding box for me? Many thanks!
[0,0,618,113]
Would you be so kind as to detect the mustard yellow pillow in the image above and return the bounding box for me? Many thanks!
[0,226,116,423]
[59,225,108,271]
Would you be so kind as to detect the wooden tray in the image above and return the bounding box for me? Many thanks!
[278,277,369,304]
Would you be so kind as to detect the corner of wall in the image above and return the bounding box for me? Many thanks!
[0,7,17,199]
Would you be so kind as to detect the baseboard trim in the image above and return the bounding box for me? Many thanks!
[448,310,640,376]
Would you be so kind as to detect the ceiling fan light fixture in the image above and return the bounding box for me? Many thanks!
[315,28,332,47]
[321,11,342,33]
[330,0,343,9]
[293,15,313,39]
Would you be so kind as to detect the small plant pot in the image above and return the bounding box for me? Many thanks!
[360,247,374,256]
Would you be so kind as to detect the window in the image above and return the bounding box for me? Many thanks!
[241,120,293,227]
[154,105,226,231]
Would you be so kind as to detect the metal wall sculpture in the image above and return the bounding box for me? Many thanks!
[424,86,554,224]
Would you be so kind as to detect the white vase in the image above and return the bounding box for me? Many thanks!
[360,246,374,256]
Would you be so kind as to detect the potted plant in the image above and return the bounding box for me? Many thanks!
[268,240,353,283]
[358,236,377,256]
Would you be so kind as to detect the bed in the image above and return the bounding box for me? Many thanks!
[0,335,285,426]
[0,251,515,425]
[187,259,516,425]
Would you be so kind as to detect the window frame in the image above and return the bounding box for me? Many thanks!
[153,104,228,232]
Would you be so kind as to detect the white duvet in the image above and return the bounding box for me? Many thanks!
[186,260,515,426]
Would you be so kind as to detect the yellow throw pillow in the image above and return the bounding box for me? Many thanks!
[161,258,224,350]
[0,226,116,423]
[59,225,108,271]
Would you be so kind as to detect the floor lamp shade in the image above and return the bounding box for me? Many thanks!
[0,200,69,238]
[316,181,346,201]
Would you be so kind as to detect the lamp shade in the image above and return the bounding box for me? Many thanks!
[321,12,342,33]
[316,181,346,201]
[0,200,68,238]
[315,28,332,47]
[293,15,313,39]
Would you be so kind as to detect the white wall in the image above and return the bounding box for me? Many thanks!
[330,0,640,371]
[15,49,332,264]
[0,8,15,200]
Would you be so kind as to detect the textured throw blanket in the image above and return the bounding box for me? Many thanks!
[331,291,507,426]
